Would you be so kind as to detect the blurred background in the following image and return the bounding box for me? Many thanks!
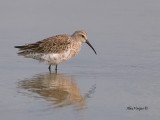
[0,0,160,120]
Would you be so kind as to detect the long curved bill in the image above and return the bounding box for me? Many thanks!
[86,40,97,55]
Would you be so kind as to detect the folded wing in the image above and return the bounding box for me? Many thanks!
[15,34,71,54]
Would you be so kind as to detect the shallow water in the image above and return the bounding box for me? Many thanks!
[0,0,160,120]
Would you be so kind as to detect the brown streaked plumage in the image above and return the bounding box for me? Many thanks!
[15,30,97,72]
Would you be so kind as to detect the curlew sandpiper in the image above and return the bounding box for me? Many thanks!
[15,30,97,72]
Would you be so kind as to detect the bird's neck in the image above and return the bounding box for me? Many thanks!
[70,41,82,57]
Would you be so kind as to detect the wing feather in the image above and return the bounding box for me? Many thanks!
[15,34,72,54]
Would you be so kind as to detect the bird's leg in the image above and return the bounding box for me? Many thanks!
[55,65,58,72]
[48,64,51,72]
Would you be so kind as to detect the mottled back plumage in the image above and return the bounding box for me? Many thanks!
[15,34,72,54]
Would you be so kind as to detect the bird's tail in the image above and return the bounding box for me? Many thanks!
[15,45,33,56]
[14,45,26,48]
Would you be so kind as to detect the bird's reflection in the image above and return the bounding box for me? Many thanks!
[18,73,96,110]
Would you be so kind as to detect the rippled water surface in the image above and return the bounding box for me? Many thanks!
[0,0,160,120]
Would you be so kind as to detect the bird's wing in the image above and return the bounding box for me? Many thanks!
[15,34,72,53]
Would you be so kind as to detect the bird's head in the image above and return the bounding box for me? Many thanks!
[72,30,97,55]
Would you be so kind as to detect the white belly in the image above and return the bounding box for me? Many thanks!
[41,53,65,65]
[25,42,81,65]
[29,50,71,65]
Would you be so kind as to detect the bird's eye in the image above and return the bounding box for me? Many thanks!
[81,35,85,38]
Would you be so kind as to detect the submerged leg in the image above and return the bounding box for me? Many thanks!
[55,65,58,71]
[48,64,51,72]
